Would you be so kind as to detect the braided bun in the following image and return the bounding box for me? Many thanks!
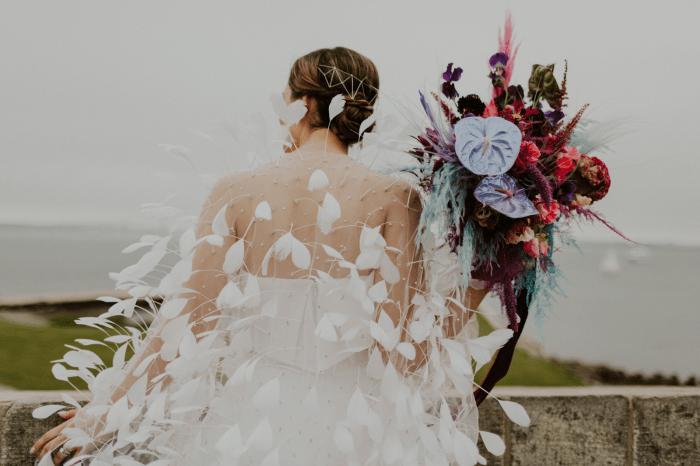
[331,96,375,145]
[288,47,379,146]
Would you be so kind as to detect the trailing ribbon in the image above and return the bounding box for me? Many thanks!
[449,287,529,420]
[473,288,529,406]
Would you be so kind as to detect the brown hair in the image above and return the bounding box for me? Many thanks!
[288,47,379,146]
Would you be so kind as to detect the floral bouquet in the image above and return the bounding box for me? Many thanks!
[407,13,628,403]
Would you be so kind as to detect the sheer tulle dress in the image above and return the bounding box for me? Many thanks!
[36,100,521,466]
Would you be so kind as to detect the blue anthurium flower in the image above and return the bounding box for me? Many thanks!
[454,116,522,175]
[474,174,539,218]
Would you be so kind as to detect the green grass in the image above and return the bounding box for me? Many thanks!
[0,315,134,390]
[474,313,584,387]
[0,313,582,390]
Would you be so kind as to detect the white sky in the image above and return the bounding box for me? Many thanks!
[2,0,699,245]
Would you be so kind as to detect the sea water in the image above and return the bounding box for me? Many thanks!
[1,225,698,379]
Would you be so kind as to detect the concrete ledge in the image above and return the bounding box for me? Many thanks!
[1,387,699,466]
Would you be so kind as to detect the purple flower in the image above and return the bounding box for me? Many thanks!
[557,181,577,202]
[489,53,509,68]
[545,108,565,126]
[442,63,463,83]
[442,82,458,99]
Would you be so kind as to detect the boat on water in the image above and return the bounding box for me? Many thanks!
[600,249,622,274]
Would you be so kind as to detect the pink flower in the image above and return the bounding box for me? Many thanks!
[521,141,541,164]
[483,100,499,117]
[561,145,581,161]
[554,146,579,182]
[513,141,541,173]
[535,196,561,224]
[523,238,540,258]
[538,237,550,256]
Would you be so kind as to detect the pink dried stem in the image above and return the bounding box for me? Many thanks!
[574,206,643,245]
[491,11,522,99]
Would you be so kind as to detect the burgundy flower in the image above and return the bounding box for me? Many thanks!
[457,94,486,117]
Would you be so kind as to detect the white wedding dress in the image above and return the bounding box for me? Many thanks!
[39,99,522,466]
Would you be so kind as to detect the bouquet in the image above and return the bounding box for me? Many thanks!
[408,14,628,342]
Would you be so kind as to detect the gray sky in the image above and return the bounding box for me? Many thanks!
[2,0,699,245]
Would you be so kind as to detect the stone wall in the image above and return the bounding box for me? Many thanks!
[2,387,699,466]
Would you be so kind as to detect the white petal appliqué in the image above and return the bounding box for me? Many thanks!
[159,298,189,319]
[333,425,354,455]
[252,378,280,412]
[328,94,346,122]
[260,297,278,318]
[317,193,341,235]
[247,417,273,451]
[367,280,388,303]
[347,388,369,427]
[396,342,416,361]
[255,201,272,220]
[243,275,261,309]
[211,204,229,236]
[498,399,531,427]
[32,404,68,419]
[479,431,506,456]
[223,240,245,275]
[314,315,338,342]
[308,169,329,191]
[382,435,404,464]
[286,99,308,127]
[291,236,311,270]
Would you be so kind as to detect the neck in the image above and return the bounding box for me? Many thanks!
[293,127,348,155]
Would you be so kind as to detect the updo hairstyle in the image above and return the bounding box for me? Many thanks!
[287,47,379,146]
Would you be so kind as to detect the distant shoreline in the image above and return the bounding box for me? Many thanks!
[2,223,699,248]
[2,291,696,387]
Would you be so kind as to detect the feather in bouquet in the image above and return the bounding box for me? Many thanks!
[407,13,629,403]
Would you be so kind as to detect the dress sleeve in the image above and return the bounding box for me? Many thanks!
[68,176,239,443]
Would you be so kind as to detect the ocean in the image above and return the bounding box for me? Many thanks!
[1,224,698,379]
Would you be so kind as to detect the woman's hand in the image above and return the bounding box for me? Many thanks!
[31,409,81,465]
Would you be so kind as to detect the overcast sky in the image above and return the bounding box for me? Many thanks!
[2,0,699,245]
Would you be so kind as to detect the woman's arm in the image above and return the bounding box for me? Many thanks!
[399,284,490,375]
[370,182,423,371]
[32,176,238,463]
[109,176,235,402]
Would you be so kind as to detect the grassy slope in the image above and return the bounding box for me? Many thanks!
[0,316,133,390]
[474,313,584,387]
[0,314,583,390]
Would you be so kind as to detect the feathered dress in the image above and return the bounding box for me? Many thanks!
[36,98,526,466]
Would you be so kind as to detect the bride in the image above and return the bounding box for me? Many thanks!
[31,47,512,466]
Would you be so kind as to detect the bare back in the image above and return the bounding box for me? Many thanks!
[200,148,423,282]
